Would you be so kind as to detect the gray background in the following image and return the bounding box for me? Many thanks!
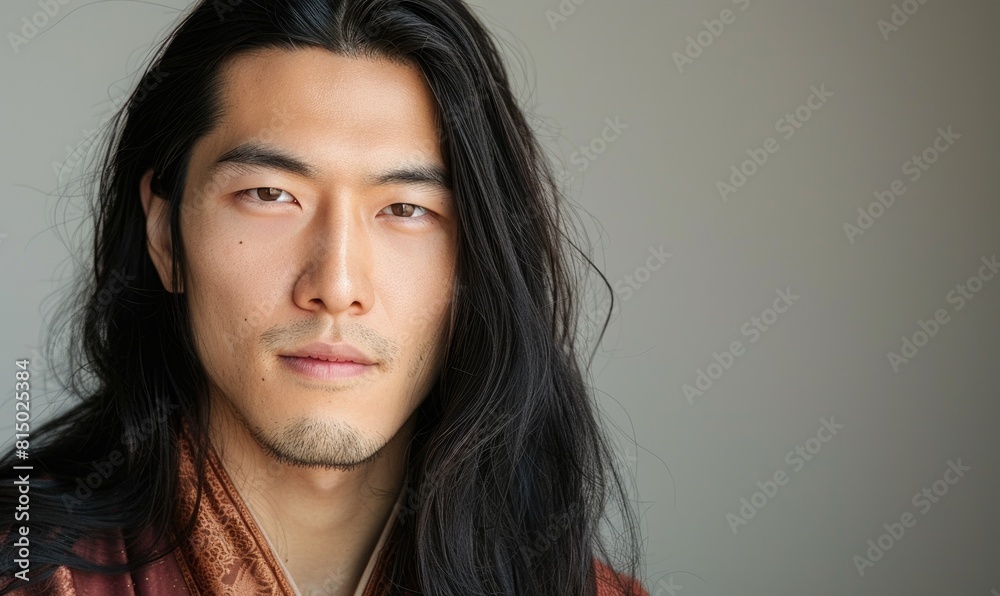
[1,0,998,594]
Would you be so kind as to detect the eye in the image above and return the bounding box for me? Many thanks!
[381,203,432,222]
[236,187,297,204]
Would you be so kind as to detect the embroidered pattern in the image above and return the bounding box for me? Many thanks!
[172,432,297,595]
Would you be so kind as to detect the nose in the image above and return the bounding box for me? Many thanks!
[292,201,374,317]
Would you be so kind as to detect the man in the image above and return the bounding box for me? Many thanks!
[1,0,645,594]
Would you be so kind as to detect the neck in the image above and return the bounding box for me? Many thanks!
[206,405,414,595]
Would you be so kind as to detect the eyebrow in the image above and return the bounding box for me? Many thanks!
[206,142,452,191]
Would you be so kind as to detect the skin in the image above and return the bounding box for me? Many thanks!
[139,47,457,595]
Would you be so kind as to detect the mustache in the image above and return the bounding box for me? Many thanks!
[259,318,398,362]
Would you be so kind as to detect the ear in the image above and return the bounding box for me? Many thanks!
[139,169,182,293]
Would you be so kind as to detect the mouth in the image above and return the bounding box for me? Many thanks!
[278,341,378,381]
[277,355,376,381]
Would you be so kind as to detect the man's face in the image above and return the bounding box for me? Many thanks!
[143,48,457,469]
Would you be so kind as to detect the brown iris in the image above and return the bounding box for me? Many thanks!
[389,203,417,217]
[254,187,284,201]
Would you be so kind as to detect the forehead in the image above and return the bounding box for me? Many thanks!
[189,47,445,181]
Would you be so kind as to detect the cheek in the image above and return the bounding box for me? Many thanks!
[186,277,247,382]
[183,241,270,381]
[184,209,279,320]
[381,225,456,295]
[406,332,442,380]
[381,246,454,341]
[397,279,454,382]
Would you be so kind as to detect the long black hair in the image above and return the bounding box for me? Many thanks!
[0,0,644,593]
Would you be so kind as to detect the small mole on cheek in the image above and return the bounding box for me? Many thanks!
[239,241,243,244]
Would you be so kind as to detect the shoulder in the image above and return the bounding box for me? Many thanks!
[1,528,188,595]
[593,558,649,596]
[0,529,133,595]
[1,566,80,595]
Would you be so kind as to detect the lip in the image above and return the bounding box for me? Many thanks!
[278,342,378,381]
[281,342,377,365]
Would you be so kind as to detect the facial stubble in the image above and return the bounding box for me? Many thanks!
[248,416,389,472]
